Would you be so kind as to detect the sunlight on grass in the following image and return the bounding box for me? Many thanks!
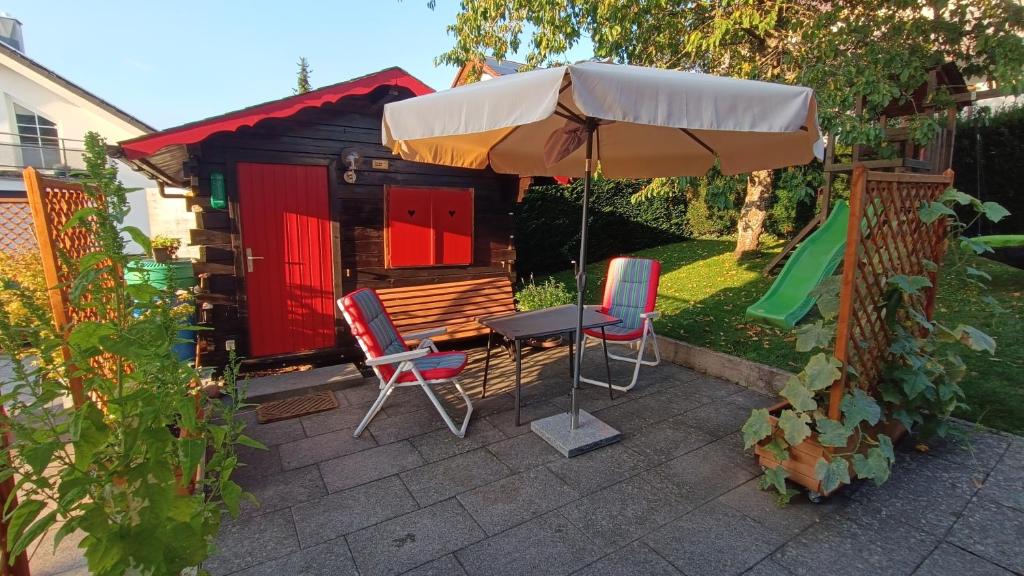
[546,238,1024,434]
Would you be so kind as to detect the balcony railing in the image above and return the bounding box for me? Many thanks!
[0,131,86,174]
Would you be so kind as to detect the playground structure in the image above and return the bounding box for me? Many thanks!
[747,63,1005,329]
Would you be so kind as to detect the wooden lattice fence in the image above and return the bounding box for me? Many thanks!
[830,167,954,418]
[23,167,111,406]
[0,198,37,254]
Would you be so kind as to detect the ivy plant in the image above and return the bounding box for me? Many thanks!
[741,187,1007,503]
[0,132,259,575]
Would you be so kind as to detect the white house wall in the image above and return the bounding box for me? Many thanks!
[0,58,156,251]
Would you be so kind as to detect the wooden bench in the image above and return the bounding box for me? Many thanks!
[377,276,516,342]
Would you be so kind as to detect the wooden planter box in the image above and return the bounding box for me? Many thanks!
[753,401,906,496]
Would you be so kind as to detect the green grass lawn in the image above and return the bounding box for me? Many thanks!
[547,239,1024,434]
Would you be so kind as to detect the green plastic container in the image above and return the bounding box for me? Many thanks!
[125,259,197,361]
[125,260,197,291]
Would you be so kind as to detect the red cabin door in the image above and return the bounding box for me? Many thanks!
[237,162,335,357]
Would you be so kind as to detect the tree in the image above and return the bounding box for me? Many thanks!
[295,56,312,94]
[432,0,1024,255]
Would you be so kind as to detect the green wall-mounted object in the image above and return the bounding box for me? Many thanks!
[210,172,226,209]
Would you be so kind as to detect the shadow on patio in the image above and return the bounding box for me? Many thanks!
[169,342,1024,576]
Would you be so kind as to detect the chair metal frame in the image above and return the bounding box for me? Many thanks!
[579,310,661,392]
[339,300,473,439]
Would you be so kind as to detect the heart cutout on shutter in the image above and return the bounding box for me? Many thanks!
[407,209,416,217]
[448,210,456,217]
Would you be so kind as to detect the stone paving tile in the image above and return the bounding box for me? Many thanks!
[230,536,359,576]
[347,499,485,576]
[978,437,1024,512]
[458,467,579,535]
[239,464,326,520]
[675,374,745,399]
[291,475,419,549]
[679,398,758,439]
[300,401,380,437]
[718,479,844,539]
[319,441,425,493]
[484,400,564,437]
[743,559,796,576]
[343,381,383,405]
[772,514,940,576]
[384,387,438,417]
[400,448,512,507]
[645,500,788,576]
[368,408,448,445]
[402,555,468,576]
[621,415,717,468]
[946,497,1024,573]
[549,382,637,413]
[911,543,1015,576]
[546,442,647,494]
[560,472,694,548]
[723,388,778,409]
[844,452,980,536]
[203,508,299,575]
[648,440,757,507]
[456,511,602,576]
[410,418,507,463]
[915,427,1012,472]
[592,391,705,434]
[486,431,562,472]
[240,411,307,447]
[232,444,282,487]
[279,427,377,470]
[571,541,681,576]
[699,431,763,475]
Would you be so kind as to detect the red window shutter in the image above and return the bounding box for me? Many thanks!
[387,187,434,267]
[432,188,473,266]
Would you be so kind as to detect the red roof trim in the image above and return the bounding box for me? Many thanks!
[120,67,433,160]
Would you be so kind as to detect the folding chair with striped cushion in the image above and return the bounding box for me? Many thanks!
[339,288,473,438]
[580,257,661,392]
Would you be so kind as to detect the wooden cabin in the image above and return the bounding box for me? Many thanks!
[118,68,519,367]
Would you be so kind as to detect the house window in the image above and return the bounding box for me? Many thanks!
[386,186,473,267]
[13,103,60,169]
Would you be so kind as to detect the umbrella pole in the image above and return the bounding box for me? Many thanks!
[570,120,596,430]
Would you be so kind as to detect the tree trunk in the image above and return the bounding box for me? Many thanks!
[734,169,774,258]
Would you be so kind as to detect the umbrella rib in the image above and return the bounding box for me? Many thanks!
[679,128,717,156]
[555,104,585,124]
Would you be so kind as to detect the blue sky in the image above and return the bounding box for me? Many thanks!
[5,0,593,130]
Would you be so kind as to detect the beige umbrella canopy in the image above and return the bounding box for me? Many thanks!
[383,62,823,436]
[384,62,823,178]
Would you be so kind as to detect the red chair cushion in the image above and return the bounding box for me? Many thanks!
[584,325,644,342]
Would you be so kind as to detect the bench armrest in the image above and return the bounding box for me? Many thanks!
[640,311,661,320]
[364,347,430,367]
[401,327,447,342]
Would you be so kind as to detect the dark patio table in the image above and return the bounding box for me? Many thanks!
[479,304,621,425]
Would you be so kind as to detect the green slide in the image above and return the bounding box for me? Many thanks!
[745,201,850,329]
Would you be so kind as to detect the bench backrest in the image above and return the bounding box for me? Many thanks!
[376,276,515,341]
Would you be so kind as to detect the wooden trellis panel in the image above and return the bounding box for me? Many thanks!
[0,198,37,254]
[22,167,112,406]
[830,167,954,418]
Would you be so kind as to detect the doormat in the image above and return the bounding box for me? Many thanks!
[257,391,338,423]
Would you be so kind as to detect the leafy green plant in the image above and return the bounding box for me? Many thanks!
[0,249,49,331]
[0,132,258,575]
[515,276,574,311]
[742,187,1007,503]
[151,235,182,259]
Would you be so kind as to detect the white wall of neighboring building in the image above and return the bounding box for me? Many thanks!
[0,59,154,245]
[146,188,197,259]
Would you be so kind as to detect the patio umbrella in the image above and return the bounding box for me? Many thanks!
[383,61,823,435]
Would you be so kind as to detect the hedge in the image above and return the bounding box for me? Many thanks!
[515,178,687,275]
[953,105,1024,235]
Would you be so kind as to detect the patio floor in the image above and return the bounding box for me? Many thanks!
[29,344,1024,576]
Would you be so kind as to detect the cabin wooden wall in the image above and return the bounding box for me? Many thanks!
[186,93,518,367]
